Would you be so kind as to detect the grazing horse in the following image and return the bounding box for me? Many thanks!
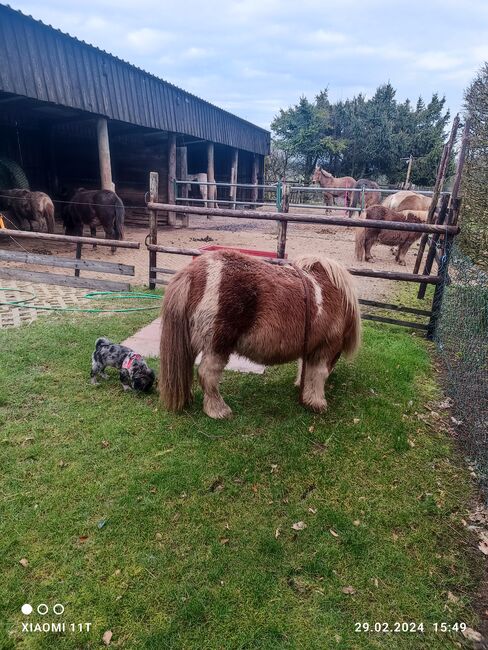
[160,250,361,419]
[0,188,55,232]
[63,188,125,253]
[348,179,381,217]
[311,168,356,207]
[355,205,425,266]
[382,190,431,212]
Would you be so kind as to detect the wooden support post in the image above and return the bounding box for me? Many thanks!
[417,193,450,299]
[277,182,289,258]
[97,118,114,191]
[74,242,82,278]
[427,233,455,340]
[447,119,471,226]
[168,134,177,227]
[251,154,259,205]
[176,146,189,227]
[230,149,238,209]
[207,142,216,214]
[148,172,159,289]
[413,114,460,274]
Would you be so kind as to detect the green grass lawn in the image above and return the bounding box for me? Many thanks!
[0,311,480,649]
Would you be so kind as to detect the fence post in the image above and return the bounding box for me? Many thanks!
[251,154,259,205]
[74,242,82,278]
[276,182,289,259]
[176,146,189,228]
[148,171,159,290]
[417,193,450,299]
[230,149,238,209]
[427,233,454,340]
[276,180,282,212]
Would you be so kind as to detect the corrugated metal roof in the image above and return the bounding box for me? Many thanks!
[0,4,270,155]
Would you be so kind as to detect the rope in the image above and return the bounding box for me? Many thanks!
[0,288,160,313]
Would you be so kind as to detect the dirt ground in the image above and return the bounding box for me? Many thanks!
[0,208,424,302]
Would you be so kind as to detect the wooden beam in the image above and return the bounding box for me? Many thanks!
[251,154,259,204]
[230,149,238,209]
[146,202,459,235]
[0,267,130,292]
[207,142,216,214]
[276,182,289,258]
[148,171,159,290]
[0,229,140,248]
[168,134,177,227]
[176,146,189,227]
[0,249,135,275]
[97,118,114,191]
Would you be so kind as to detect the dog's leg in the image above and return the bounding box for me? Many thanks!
[90,356,106,384]
[198,351,232,419]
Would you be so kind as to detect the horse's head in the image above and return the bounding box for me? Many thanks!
[311,167,322,184]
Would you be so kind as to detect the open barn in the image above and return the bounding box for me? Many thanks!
[0,4,270,229]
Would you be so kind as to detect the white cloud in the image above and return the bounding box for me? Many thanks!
[127,28,174,54]
[414,51,465,71]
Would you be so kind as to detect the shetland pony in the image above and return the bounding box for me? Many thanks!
[355,205,425,266]
[311,168,356,207]
[160,250,361,419]
[347,179,381,217]
[63,188,125,253]
[382,190,431,212]
[0,189,55,232]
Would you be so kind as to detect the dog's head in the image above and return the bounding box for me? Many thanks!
[121,360,155,392]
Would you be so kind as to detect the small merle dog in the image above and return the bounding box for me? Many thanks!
[90,337,155,392]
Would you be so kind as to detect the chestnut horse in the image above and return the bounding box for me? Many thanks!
[355,205,425,266]
[382,190,431,212]
[160,250,361,419]
[311,167,356,207]
[347,179,381,217]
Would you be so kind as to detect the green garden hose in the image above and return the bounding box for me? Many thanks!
[0,288,161,313]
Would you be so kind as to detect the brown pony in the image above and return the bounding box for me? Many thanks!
[347,179,381,217]
[355,205,424,266]
[311,168,356,206]
[63,188,125,253]
[0,189,55,232]
[160,250,361,419]
[382,190,431,212]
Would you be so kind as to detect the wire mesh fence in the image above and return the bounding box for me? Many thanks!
[435,243,488,487]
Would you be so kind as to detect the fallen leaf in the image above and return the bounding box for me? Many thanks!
[155,533,163,541]
[251,484,259,494]
[308,507,317,515]
[101,440,110,448]
[451,416,463,426]
[292,521,307,531]
[329,529,339,538]
[447,591,459,603]
[97,519,107,529]
[308,425,315,433]
[78,535,89,544]
[58,460,66,468]
[462,627,483,642]
[342,586,356,594]
[275,527,281,539]
[353,520,360,526]
[149,486,157,494]
[438,397,454,409]
[19,558,28,567]
[209,478,224,492]
[102,630,113,646]
[392,532,399,541]
[353,418,360,424]
[114,569,121,576]
[270,464,279,474]
[374,577,379,587]
[219,537,229,545]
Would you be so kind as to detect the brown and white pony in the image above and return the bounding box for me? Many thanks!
[160,250,361,419]
[355,204,425,266]
[0,189,55,232]
[311,168,356,207]
[382,190,431,212]
[63,188,125,253]
[347,179,381,217]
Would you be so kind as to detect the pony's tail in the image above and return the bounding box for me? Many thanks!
[114,197,125,241]
[355,228,366,261]
[159,272,194,412]
[348,189,358,218]
[44,199,55,233]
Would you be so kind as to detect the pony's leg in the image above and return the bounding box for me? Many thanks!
[91,226,97,250]
[198,352,232,419]
[364,236,375,262]
[300,356,330,413]
[294,358,302,387]
[395,241,412,266]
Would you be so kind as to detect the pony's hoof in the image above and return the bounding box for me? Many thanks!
[303,398,328,414]
[397,260,406,266]
[204,399,233,420]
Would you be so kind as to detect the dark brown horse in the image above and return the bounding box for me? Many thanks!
[348,179,381,217]
[63,189,125,253]
[0,188,55,232]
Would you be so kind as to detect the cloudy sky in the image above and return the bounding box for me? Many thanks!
[10,0,488,129]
